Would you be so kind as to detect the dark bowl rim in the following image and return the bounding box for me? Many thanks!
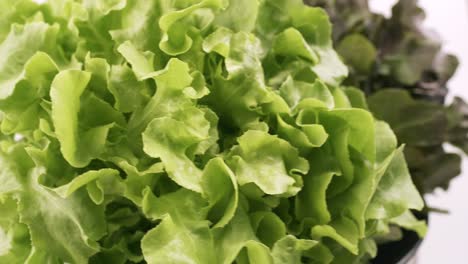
[371,212,428,264]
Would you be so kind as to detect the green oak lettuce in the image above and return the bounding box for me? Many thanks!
[0,0,424,263]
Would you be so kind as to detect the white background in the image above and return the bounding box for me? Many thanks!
[369,1,468,263]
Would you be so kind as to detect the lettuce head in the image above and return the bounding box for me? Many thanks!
[0,0,425,263]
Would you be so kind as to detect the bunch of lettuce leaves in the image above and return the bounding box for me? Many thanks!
[0,0,425,263]
[305,0,467,194]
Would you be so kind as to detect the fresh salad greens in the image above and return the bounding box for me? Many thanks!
[0,0,425,263]
[306,0,467,193]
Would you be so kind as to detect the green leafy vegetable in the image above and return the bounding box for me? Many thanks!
[0,0,425,263]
